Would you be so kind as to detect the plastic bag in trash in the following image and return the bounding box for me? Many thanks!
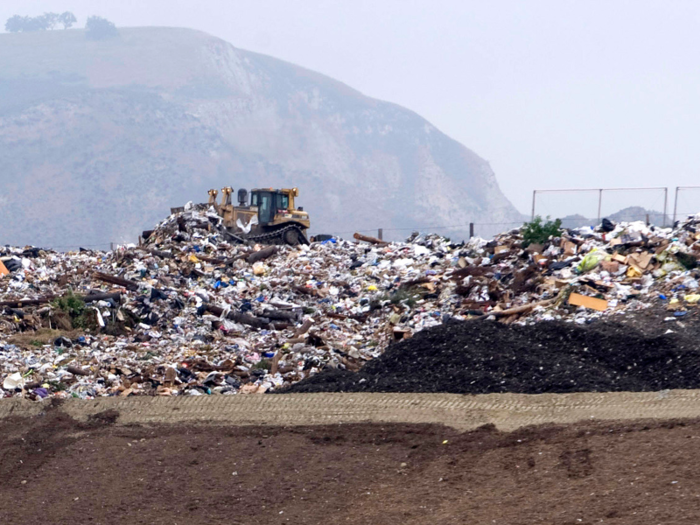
[577,250,607,273]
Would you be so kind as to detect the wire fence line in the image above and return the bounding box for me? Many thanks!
[23,211,699,252]
[531,186,700,229]
[9,203,700,252]
[47,243,114,249]
[2,242,113,250]
[327,220,525,237]
[13,221,523,251]
[532,187,670,226]
[328,209,700,241]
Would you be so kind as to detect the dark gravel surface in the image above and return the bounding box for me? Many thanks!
[282,313,700,394]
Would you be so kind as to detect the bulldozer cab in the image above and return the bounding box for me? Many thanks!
[250,188,299,225]
[251,190,289,225]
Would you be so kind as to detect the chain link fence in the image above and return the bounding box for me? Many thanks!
[673,186,700,223]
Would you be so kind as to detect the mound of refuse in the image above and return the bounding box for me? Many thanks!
[281,317,700,394]
[0,206,699,399]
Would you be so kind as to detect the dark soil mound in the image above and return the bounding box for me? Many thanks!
[281,319,700,394]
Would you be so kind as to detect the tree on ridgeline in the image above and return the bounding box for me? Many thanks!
[85,16,118,40]
[41,12,59,29]
[59,12,77,29]
[4,15,26,32]
[4,11,77,32]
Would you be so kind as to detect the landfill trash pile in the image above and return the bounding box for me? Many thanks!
[281,316,700,394]
[0,205,699,399]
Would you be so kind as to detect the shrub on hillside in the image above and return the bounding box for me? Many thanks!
[522,216,562,246]
[85,16,118,40]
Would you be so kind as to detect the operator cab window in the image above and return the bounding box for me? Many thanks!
[279,194,289,209]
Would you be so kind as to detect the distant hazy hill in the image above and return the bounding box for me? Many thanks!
[0,27,523,248]
[607,206,671,226]
[560,206,671,229]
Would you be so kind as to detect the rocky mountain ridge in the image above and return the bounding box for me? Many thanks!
[0,27,523,248]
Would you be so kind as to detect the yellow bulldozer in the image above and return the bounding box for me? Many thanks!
[202,186,311,245]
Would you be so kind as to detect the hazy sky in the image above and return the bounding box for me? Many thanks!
[2,0,700,217]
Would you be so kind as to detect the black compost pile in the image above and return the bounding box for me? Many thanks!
[281,319,700,394]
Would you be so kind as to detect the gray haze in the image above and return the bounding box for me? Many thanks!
[2,0,699,219]
[0,26,524,247]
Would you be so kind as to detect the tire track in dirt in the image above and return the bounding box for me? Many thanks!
[0,390,698,430]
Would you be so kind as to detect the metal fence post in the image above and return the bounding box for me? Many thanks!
[673,186,700,223]
[673,186,679,224]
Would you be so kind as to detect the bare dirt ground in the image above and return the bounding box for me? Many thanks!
[2,402,700,524]
[7,390,700,432]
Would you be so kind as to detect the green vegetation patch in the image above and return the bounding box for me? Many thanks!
[522,216,562,247]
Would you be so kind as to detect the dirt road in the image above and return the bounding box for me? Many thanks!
[2,390,700,431]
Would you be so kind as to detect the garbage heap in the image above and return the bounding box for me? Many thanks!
[1,205,699,400]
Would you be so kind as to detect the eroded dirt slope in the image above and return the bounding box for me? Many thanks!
[2,406,700,524]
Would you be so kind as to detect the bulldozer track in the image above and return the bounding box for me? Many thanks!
[246,224,296,244]
[227,224,309,246]
[2,390,700,431]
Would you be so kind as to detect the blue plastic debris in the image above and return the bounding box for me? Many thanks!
[33,387,49,398]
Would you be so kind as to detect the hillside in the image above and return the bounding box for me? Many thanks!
[0,27,523,248]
